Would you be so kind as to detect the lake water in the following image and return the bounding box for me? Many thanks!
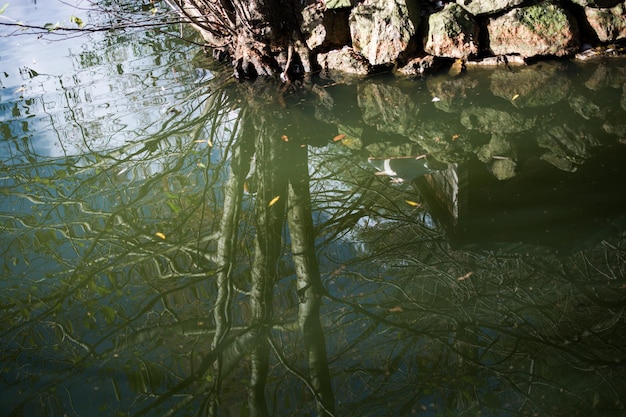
[1,1,626,416]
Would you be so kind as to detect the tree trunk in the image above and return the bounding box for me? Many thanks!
[172,0,313,80]
[286,144,336,416]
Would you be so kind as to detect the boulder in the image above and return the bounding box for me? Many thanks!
[478,134,518,180]
[537,125,601,172]
[325,0,356,8]
[317,46,372,74]
[461,106,535,133]
[489,62,571,107]
[427,75,480,113]
[349,0,420,66]
[396,55,440,76]
[584,3,626,42]
[424,3,480,59]
[456,0,526,15]
[569,94,603,119]
[358,82,421,136]
[300,3,351,50]
[569,0,621,7]
[487,2,580,58]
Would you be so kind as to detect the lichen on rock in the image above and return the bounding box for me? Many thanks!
[584,2,626,42]
[424,3,480,59]
[487,2,580,58]
[349,0,421,66]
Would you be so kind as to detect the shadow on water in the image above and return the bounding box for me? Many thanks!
[2,10,626,416]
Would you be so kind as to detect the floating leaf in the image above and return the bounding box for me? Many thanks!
[512,94,520,101]
[333,133,346,142]
[405,200,421,207]
[281,135,289,142]
[457,271,474,281]
[268,196,280,207]
[155,232,166,240]
[451,134,460,140]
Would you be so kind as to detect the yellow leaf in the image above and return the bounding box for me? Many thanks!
[457,271,474,281]
[268,196,280,207]
[512,94,520,101]
[155,232,166,240]
[405,200,421,207]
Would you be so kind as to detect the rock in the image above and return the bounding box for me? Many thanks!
[569,94,603,119]
[487,2,580,58]
[317,46,372,74]
[477,134,518,163]
[461,106,535,133]
[409,120,477,163]
[358,82,420,136]
[478,135,518,180]
[489,158,518,180]
[424,3,480,59]
[300,2,351,50]
[477,134,517,181]
[456,0,526,15]
[466,55,526,66]
[427,75,480,113]
[584,3,626,42]
[585,62,626,89]
[325,0,356,8]
[395,55,441,76]
[349,0,420,66]
[569,0,621,7]
[537,125,601,172]
[489,62,571,107]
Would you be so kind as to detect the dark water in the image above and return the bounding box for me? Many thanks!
[1,2,626,416]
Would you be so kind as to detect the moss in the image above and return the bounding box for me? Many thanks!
[519,3,569,38]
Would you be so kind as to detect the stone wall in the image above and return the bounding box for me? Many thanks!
[301,0,626,75]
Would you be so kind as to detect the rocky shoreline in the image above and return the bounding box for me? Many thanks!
[305,0,626,75]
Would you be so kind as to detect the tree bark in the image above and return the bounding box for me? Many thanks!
[172,0,312,79]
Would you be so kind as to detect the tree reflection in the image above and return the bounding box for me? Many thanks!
[1,64,626,417]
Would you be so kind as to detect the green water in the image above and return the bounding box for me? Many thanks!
[1,2,626,416]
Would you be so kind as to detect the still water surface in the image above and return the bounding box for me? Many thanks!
[1,1,626,416]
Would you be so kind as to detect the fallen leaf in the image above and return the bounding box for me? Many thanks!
[405,200,421,207]
[155,232,166,240]
[512,94,520,101]
[457,271,474,281]
[388,306,404,313]
[333,133,346,142]
[432,96,441,102]
[268,196,280,207]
